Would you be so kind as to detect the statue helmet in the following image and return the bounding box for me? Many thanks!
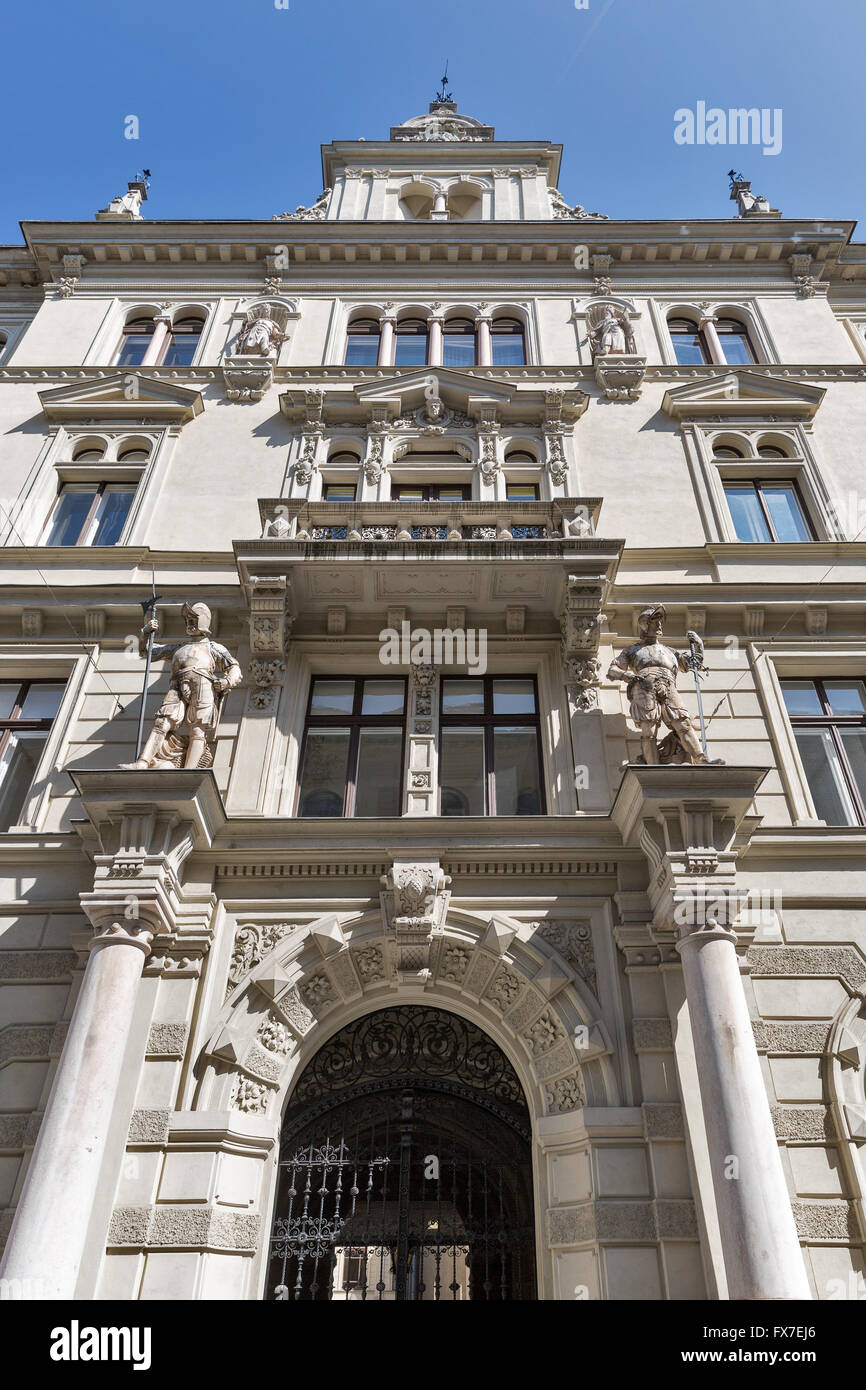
[181,601,212,636]
[637,603,666,635]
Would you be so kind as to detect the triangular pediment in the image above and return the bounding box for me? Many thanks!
[355,367,516,412]
[662,371,824,421]
[39,373,204,423]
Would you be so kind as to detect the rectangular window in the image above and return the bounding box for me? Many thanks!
[724,480,812,543]
[781,677,866,825]
[442,334,476,368]
[296,677,406,817]
[324,483,357,501]
[0,680,65,831]
[43,484,135,547]
[392,485,470,502]
[506,484,539,501]
[440,676,544,816]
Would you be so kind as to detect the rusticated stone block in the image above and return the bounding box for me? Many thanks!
[632,1019,674,1051]
[792,1201,858,1241]
[146,1023,189,1058]
[771,1106,835,1141]
[108,1207,151,1246]
[747,946,866,994]
[642,1104,684,1139]
[127,1109,171,1145]
[0,1115,28,1147]
[655,1199,698,1239]
[243,1043,284,1084]
[0,1026,52,1064]
[752,1021,830,1054]
[547,1204,595,1246]
[0,950,76,980]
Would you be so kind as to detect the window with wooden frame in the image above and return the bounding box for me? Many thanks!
[115,316,156,367]
[442,317,476,368]
[0,680,66,831]
[505,482,539,500]
[723,479,813,542]
[344,319,381,367]
[41,482,136,547]
[715,317,757,365]
[392,484,470,501]
[296,677,407,817]
[393,319,429,367]
[439,676,544,816]
[490,317,525,367]
[163,316,204,366]
[780,678,866,826]
[668,317,711,365]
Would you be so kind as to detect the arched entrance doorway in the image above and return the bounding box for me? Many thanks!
[267,1005,537,1301]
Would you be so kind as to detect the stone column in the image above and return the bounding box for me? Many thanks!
[427,315,443,367]
[612,765,811,1301]
[378,314,395,367]
[699,312,726,366]
[0,922,153,1298]
[141,311,172,367]
[476,315,492,367]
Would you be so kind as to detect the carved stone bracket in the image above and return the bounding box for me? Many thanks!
[380,859,452,976]
[789,252,818,299]
[223,359,274,403]
[247,577,291,710]
[594,354,647,402]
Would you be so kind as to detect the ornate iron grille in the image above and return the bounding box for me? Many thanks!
[267,1007,536,1301]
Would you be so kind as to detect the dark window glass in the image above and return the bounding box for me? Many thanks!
[443,319,476,368]
[345,320,381,366]
[716,318,756,365]
[712,447,744,459]
[668,318,709,365]
[0,680,65,831]
[297,676,406,817]
[394,320,428,367]
[781,677,866,825]
[392,484,470,501]
[163,317,203,366]
[440,676,544,816]
[757,446,788,459]
[116,317,155,367]
[490,318,525,366]
[724,481,812,543]
[43,485,134,547]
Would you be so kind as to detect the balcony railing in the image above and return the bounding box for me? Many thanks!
[257,498,602,544]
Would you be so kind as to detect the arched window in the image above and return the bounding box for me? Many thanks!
[72,442,106,462]
[757,444,788,459]
[490,318,525,367]
[117,443,151,462]
[394,318,428,367]
[344,319,381,367]
[713,445,745,459]
[116,315,156,367]
[668,317,710,365]
[163,316,204,367]
[715,317,756,366]
[442,318,476,368]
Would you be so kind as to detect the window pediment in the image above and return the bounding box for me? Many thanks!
[662,371,824,422]
[38,373,204,423]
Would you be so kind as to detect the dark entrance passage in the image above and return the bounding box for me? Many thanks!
[267,1006,537,1301]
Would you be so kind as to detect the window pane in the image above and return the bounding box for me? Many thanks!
[163,338,198,366]
[116,337,152,367]
[324,484,356,501]
[345,338,380,366]
[45,489,96,546]
[762,485,811,542]
[361,680,405,716]
[394,487,424,500]
[438,486,468,501]
[823,681,866,717]
[493,679,536,715]
[793,729,858,826]
[443,336,476,368]
[0,684,21,720]
[310,680,355,715]
[670,332,707,366]
[297,729,350,816]
[354,729,403,816]
[724,485,772,542]
[491,337,524,367]
[720,333,755,365]
[781,681,823,716]
[839,729,866,811]
[442,680,484,715]
[441,728,485,816]
[394,336,428,366]
[506,484,538,500]
[0,732,48,831]
[19,683,65,720]
[493,727,542,815]
[91,488,134,546]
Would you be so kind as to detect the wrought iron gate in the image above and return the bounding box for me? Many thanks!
[267,1007,537,1301]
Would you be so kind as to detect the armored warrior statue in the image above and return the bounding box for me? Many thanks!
[606,603,721,765]
[122,602,242,770]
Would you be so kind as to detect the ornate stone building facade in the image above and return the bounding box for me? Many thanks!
[0,98,865,1301]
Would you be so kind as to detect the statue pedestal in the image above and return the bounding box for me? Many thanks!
[223,353,275,402]
[612,764,811,1300]
[594,353,646,401]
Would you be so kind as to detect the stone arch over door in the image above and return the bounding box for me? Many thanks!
[195,904,619,1297]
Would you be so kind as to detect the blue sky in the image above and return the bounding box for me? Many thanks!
[2,0,865,242]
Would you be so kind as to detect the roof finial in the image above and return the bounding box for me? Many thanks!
[434,61,452,105]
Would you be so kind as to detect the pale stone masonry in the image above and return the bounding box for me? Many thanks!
[0,98,865,1301]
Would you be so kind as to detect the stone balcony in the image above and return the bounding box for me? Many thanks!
[256,496,604,544]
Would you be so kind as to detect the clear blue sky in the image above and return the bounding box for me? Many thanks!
[2,0,865,243]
